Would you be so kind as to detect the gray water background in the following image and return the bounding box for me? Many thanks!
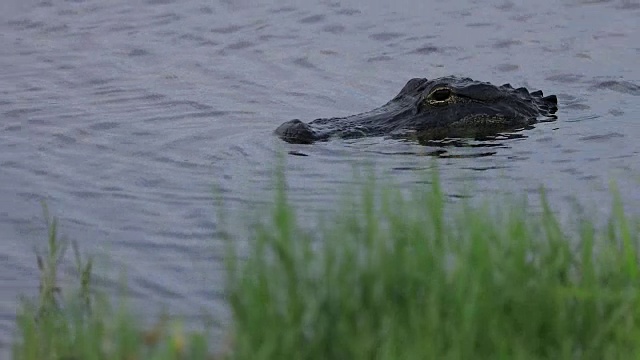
[1,0,639,351]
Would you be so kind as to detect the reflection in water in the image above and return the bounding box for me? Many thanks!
[418,132,531,148]
[286,132,530,158]
[0,0,639,351]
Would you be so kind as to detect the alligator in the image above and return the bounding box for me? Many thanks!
[275,76,558,144]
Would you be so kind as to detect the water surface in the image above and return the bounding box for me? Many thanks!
[1,0,639,350]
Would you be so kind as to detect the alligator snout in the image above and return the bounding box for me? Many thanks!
[275,119,316,144]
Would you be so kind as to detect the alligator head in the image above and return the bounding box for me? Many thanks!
[275,76,558,144]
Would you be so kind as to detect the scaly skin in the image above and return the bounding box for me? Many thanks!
[275,76,558,144]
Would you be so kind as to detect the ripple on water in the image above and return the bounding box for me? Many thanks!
[298,14,326,24]
[578,132,625,142]
[590,80,640,95]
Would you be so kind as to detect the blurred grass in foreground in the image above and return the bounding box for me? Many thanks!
[13,170,640,359]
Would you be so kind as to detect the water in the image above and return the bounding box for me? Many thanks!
[1,0,639,351]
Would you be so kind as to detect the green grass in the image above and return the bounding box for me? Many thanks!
[12,208,213,360]
[12,170,640,359]
[225,170,640,360]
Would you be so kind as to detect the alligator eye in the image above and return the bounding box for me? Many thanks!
[429,88,452,102]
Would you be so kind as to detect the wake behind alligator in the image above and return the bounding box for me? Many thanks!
[275,76,558,144]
